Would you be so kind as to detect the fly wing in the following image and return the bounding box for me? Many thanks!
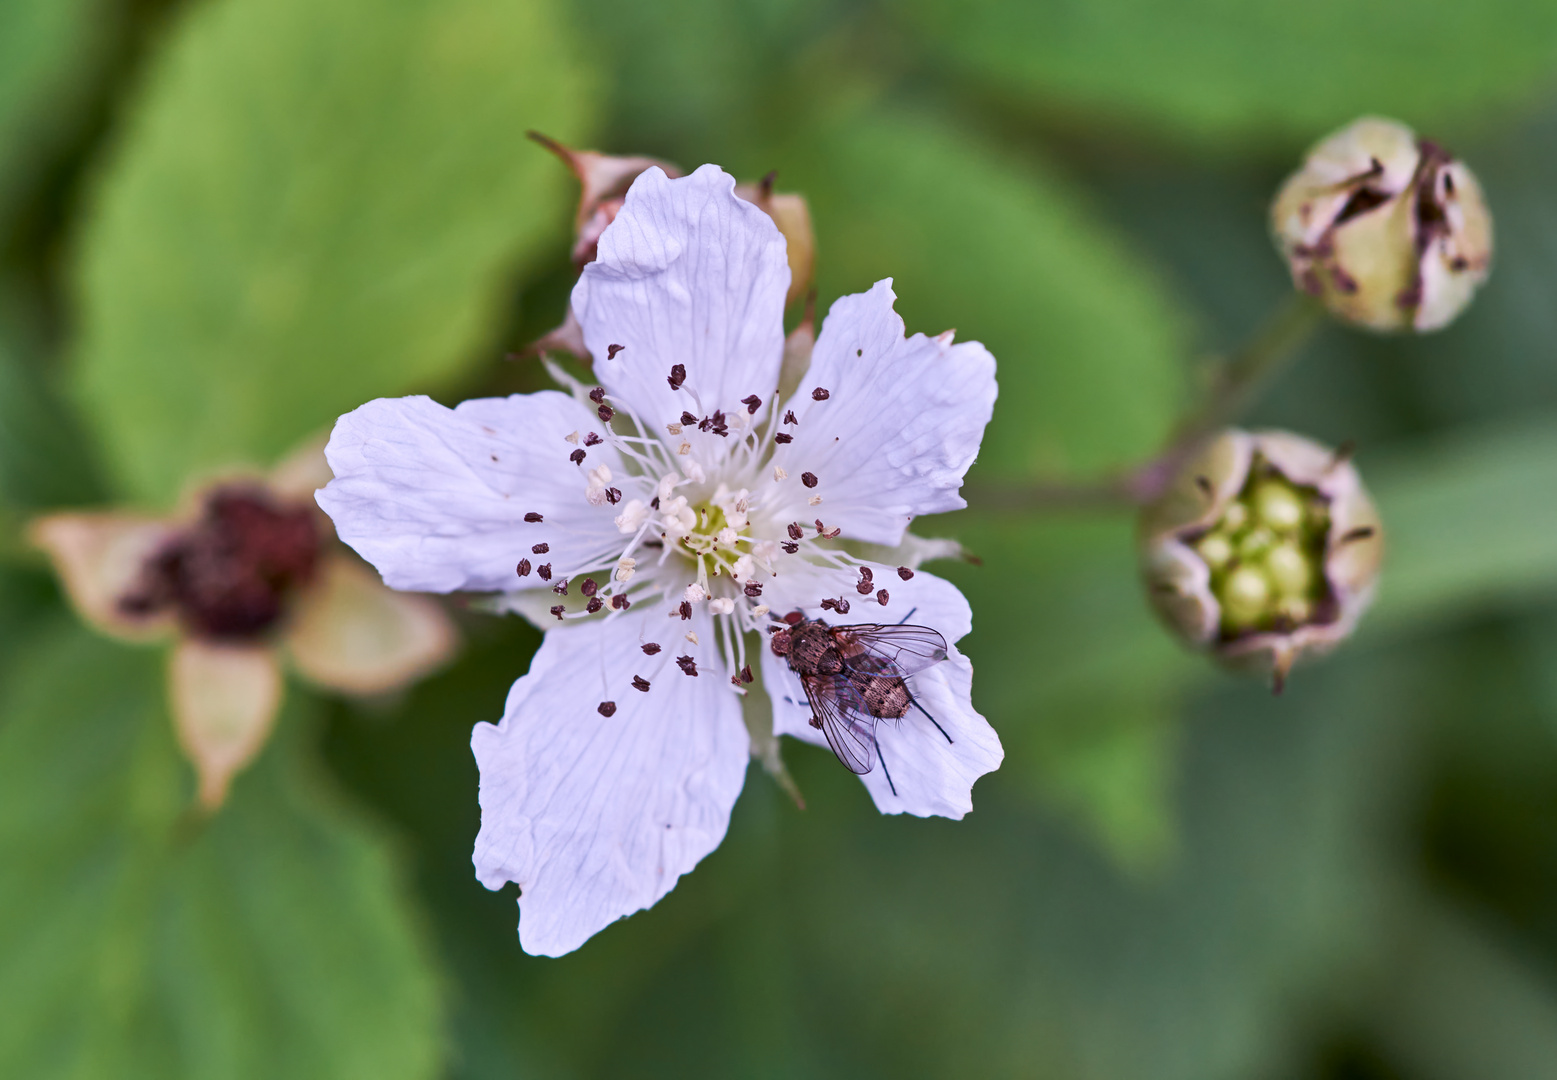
[802,673,877,775]
[835,624,949,676]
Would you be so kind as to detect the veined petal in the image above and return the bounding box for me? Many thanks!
[318,393,624,593]
[760,560,1002,819]
[168,639,283,809]
[771,280,997,546]
[573,165,790,433]
[472,604,749,957]
[283,555,457,695]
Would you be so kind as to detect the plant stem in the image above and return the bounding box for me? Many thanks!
[965,293,1325,513]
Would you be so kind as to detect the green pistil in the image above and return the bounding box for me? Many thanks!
[677,501,745,575]
[1193,459,1330,636]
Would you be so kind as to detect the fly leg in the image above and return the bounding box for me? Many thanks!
[906,689,953,745]
[874,730,898,797]
[896,606,918,626]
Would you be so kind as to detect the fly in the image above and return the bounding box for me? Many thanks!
[768,610,953,792]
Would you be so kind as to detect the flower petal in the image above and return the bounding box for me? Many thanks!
[760,560,1002,818]
[572,164,790,430]
[168,638,283,809]
[283,555,457,695]
[318,393,625,592]
[472,604,749,956]
[28,512,177,640]
[771,280,997,546]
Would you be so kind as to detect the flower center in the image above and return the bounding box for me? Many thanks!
[118,485,321,641]
[1191,458,1334,636]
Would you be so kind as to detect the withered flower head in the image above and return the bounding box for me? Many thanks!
[30,442,456,809]
[1139,429,1383,690]
[1271,116,1491,333]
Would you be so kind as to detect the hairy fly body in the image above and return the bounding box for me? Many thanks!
[769,611,952,780]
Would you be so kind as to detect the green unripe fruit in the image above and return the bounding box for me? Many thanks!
[1265,542,1312,596]
[1253,481,1305,532]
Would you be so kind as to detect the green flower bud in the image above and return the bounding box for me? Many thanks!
[1139,429,1384,690]
[1272,116,1492,333]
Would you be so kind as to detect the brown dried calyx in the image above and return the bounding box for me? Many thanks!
[119,485,320,641]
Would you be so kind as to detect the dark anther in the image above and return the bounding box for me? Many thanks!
[552,578,569,595]
[781,542,798,554]
[775,433,792,444]
[738,664,753,684]
[650,497,660,509]
[586,597,603,613]
[598,701,617,717]
[812,387,830,401]
[835,597,851,614]
[1194,475,1214,498]
[605,487,622,505]
[856,580,873,595]
[668,364,686,390]
[783,410,797,425]
[679,601,692,620]
[633,675,651,692]
[801,472,818,488]
[783,611,804,625]
[1340,525,1377,544]
[570,449,586,465]
[681,411,699,425]
[744,582,763,597]
[877,589,889,605]
[611,594,631,610]
[607,344,625,360]
[524,512,544,523]
[897,566,914,580]
[820,598,837,612]
[642,642,662,655]
[589,387,606,404]
[741,394,762,415]
[516,559,531,577]
[532,543,549,554]
[698,415,712,432]
[787,522,803,540]
[709,410,728,437]
[584,432,602,446]
[859,567,873,581]
[598,405,615,423]
[676,655,698,677]
[581,578,598,597]
[549,605,565,620]
[537,563,552,581]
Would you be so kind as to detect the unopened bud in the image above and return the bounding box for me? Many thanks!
[1271,116,1491,333]
[1139,429,1383,690]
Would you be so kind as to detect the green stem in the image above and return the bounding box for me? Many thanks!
[965,293,1325,513]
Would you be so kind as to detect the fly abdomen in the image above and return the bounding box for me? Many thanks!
[852,672,911,719]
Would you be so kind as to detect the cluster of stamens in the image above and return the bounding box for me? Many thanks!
[516,352,921,717]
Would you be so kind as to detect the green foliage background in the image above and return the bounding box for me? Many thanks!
[3,0,1557,1076]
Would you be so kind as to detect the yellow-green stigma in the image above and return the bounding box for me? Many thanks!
[1193,458,1331,637]
[676,500,748,576]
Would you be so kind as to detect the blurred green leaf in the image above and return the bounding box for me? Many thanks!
[71,0,594,503]
[0,0,105,213]
[895,0,1557,146]
[1366,420,1557,634]
[783,105,1191,480]
[0,318,102,512]
[0,626,444,1079]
